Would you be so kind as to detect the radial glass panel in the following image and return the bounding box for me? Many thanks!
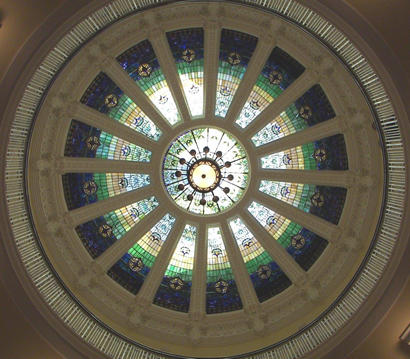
[162,127,249,215]
[62,172,150,210]
[260,134,348,170]
[215,29,258,117]
[108,214,176,295]
[153,224,197,312]
[252,85,335,146]
[80,72,162,140]
[65,120,151,161]
[117,40,181,125]
[229,218,291,302]
[166,28,204,117]
[236,47,305,128]
[259,181,347,225]
[75,196,159,259]
[248,202,328,270]
[206,226,242,314]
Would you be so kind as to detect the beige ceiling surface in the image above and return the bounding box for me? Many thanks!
[0,1,409,358]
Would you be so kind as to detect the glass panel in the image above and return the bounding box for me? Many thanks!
[252,85,335,146]
[65,120,151,161]
[229,218,291,302]
[215,29,258,117]
[80,72,162,140]
[75,196,159,259]
[206,226,242,313]
[236,47,305,128]
[108,214,176,295]
[260,134,348,170]
[62,172,150,210]
[117,40,181,125]
[248,202,328,271]
[166,28,204,117]
[153,224,197,312]
[259,181,347,225]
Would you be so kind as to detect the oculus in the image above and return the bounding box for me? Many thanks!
[162,127,249,215]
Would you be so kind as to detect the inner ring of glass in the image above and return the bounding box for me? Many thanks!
[162,127,250,215]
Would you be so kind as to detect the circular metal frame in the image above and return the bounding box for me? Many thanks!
[187,159,222,193]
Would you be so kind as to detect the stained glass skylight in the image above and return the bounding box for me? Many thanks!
[215,29,258,117]
[259,181,347,224]
[162,127,249,215]
[75,196,159,259]
[166,28,204,117]
[260,134,348,170]
[153,224,197,312]
[248,202,328,270]
[81,72,162,140]
[229,218,291,302]
[65,120,151,162]
[108,213,175,294]
[206,226,242,313]
[62,172,150,210]
[251,85,335,145]
[117,40,181,125]
[236,47,305,128]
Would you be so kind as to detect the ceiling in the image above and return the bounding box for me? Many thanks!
[0,1,409,359]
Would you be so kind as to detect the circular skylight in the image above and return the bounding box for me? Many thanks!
[4,1,400,358]
[162,127,249,215]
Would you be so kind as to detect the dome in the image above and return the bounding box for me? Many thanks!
[1,1,408,359]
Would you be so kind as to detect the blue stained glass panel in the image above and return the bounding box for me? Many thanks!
[248,202,328,271]
[62,172,150,210]
[215,29,258,117]
[252,85,336,146]
[260,134,348,171]
[153,224,197,312]
[80,72,162,141]
[236,47,305,128]
[229,218,291,302]
[75,196,159,259]
[259,180,347,225]
[166,28,204,117]
[64,120,151,162]
[117,40,181,125]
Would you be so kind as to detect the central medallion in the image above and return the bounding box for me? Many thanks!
[188,159,221,192]
[162,127,250,215]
